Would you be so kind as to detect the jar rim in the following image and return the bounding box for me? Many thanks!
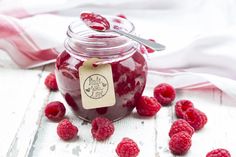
[68,15,136,36]
[65,15,139,61]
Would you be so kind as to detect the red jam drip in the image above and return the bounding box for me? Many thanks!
[80,12,110,31]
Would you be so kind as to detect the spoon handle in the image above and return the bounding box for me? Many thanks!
[112,30,165,51]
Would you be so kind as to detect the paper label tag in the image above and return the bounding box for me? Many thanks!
[79,58,116,109]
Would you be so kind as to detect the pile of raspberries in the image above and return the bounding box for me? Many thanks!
[44,69,231,156]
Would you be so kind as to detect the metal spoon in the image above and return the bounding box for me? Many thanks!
[111,29,165,51]
[80,12,166,51]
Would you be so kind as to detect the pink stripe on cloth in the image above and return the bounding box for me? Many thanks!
[0,15,58,68]
[0,40,58,68]
[181,82,215,90]
[0,39,36,67]
[0,16,19,38]
[149,70,216,90]
[33,48,58,60]
[178,81,209,89]
[10,18,41,50]
[149,69,182,75]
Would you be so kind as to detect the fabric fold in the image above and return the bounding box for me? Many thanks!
[0,0,236,97]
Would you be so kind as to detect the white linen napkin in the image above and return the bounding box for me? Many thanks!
[0,0,236,97]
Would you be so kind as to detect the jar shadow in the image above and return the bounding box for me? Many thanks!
[130,112,154,120]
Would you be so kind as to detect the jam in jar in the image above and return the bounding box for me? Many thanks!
[55,16,148,122]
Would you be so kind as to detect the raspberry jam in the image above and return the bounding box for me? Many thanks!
[80,12,110,31]
[55,16,147,122]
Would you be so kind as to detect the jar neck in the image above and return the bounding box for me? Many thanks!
[64,16,139,63]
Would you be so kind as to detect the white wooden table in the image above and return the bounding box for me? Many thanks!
[1,62,236,157]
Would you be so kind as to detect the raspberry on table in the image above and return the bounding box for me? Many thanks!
[153,83,176,106]
[169,119,194,137]
[144,39,156,53]
[44,101,66,121]
[169,131,192,155]
[183,108,207,131]
[44,73,58,91]
[116,138,140,157]
[206,148,231,157]
[57,119,78,141]
[91,117,115,141]
[175,100,194,118]
[136,96,161,116]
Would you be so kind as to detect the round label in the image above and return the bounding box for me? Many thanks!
[83,74,109,99]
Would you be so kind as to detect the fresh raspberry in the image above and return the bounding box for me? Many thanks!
[44,101,66,121]
[117,14,127,19]
[206,148,231,157]
[44,73,58,91]
[169,131,192,155]
[183,108,207,131]
[169,119,194,137]
[144,39,156,53]
[175,100,194,118]
[153,83,176,106]
[91,117,114,141]
[57,119,78,141]
[116,138,140,157]
[136,96,161,116]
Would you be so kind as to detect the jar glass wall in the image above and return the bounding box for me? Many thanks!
[55,16,148,122]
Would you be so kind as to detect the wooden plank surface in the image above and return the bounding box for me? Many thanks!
[1,64,236,157]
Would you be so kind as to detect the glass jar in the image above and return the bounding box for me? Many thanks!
[55,16,148,122]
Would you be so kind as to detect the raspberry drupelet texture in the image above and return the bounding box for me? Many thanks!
[175,100,194,118]
[169,131,192,155]
[136,96,161,116]
[116,138,140,157]
[169,119,195,137]
[45,101,66,121]
[44,73,58,91]
[183,108,207,131]
[57,119,78,141]
[206,148,231,157]
[91,117,115,141]
[154,83,176,106]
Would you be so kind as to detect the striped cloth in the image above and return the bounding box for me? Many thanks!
[1,0,236,97]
